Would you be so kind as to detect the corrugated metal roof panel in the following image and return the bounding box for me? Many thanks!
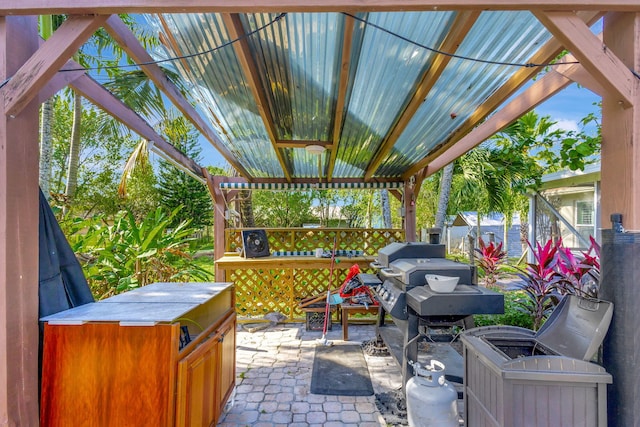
[146,13,285,177]
[241,13,341,142]
[334,11,455,179]
[376,11,552,177]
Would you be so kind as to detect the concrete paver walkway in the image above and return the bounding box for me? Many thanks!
[217,322,402,427]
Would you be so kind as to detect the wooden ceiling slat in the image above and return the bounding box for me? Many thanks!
[221,13,292,181]
[1,1,638,15]
[363,10,480,181]
[327,14,356,182]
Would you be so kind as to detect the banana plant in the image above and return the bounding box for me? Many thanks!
[70,206,212,298]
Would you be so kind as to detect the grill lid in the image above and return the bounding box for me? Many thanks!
[377,242,445,266]
[382,258,473,286]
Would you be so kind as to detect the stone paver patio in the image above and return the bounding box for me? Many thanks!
[217,322,404,427]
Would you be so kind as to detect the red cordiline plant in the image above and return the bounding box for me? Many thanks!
[555,236,600,298]
[514,239,563,330]
[515,236,601,330]
[474,237,508,287]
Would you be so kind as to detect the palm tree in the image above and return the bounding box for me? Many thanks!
[38,14,163,214]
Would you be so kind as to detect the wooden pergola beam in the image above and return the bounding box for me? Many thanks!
[221,13,292,181]
[327,14,356,182]
[38,60,86,103]
[103,15,252,178]
[402,10,603,180]
[3,14,107,117]
[1,1,639,14]
[276,140,333,149]
[424,64,576,176]
[534,10,634,108]
[364,10,480,181]
[70,73,206,179]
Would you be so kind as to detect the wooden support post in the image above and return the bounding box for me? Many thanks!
[0,16,40,426]
[403,179,416,242]
[599,12,640,427]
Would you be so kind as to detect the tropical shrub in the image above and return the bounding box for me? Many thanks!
[66,206,213,299]
[514,237,601,330]
[473,289,534,330]
[554,236,600,298]
[474,237,507,287]
[514,239,563,330]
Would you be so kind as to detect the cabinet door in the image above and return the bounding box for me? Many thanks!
[217,314,236,414]
[175,332,220,427]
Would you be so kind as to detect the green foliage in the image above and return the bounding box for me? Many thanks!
[156,116,213,230]
[473,289,534,329]
[64,207,212,299]
[252,191,315,227]
[474,237,507,287]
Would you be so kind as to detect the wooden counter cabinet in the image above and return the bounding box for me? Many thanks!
[40,282,236,427]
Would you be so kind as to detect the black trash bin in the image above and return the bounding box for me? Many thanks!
[461,295,613,427]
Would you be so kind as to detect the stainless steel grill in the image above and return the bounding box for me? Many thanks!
[371,241,504,390]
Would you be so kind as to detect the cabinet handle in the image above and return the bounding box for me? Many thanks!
[218,334,225,343]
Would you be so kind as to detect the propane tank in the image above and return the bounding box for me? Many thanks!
[406,359,459,427]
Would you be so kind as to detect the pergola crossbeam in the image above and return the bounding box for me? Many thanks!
[3,14,108,117]
[534,10,634,108]
[70,73,205,179]
[2,1,640,14]
[364,10,480,181]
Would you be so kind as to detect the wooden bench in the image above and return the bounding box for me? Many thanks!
[341,302,380,341]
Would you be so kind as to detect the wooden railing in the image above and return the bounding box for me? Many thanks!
[222,228,404,320]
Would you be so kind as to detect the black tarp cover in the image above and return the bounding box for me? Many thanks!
[38,188,94,318]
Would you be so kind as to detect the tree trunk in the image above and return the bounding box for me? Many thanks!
[381,189,392,228]
[39,97,54,199]
[239,190,255,227]
[435,163,454,229]
[64,91,82,214]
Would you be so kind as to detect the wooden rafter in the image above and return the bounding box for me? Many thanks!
[221,13,292,181]
[154,15,240,149]
[3,14,108,117]
[38,60,86,103]
[276,140,333,149]
[533,10,634,108]
[402,10,603,180]
[554,57,606,97]
[424,64,577,176]
[1,1,640,15]
[70,73,205,179]
[103,15,252,178]
[327,14,356,182]
[364,10,480,181]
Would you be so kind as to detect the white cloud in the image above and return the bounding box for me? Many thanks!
[551,119,580,133]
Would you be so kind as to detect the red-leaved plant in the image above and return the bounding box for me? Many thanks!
[515,237,601,330]
[515,239,563,330]
[555,236,600,298]
[474,237,507,287]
